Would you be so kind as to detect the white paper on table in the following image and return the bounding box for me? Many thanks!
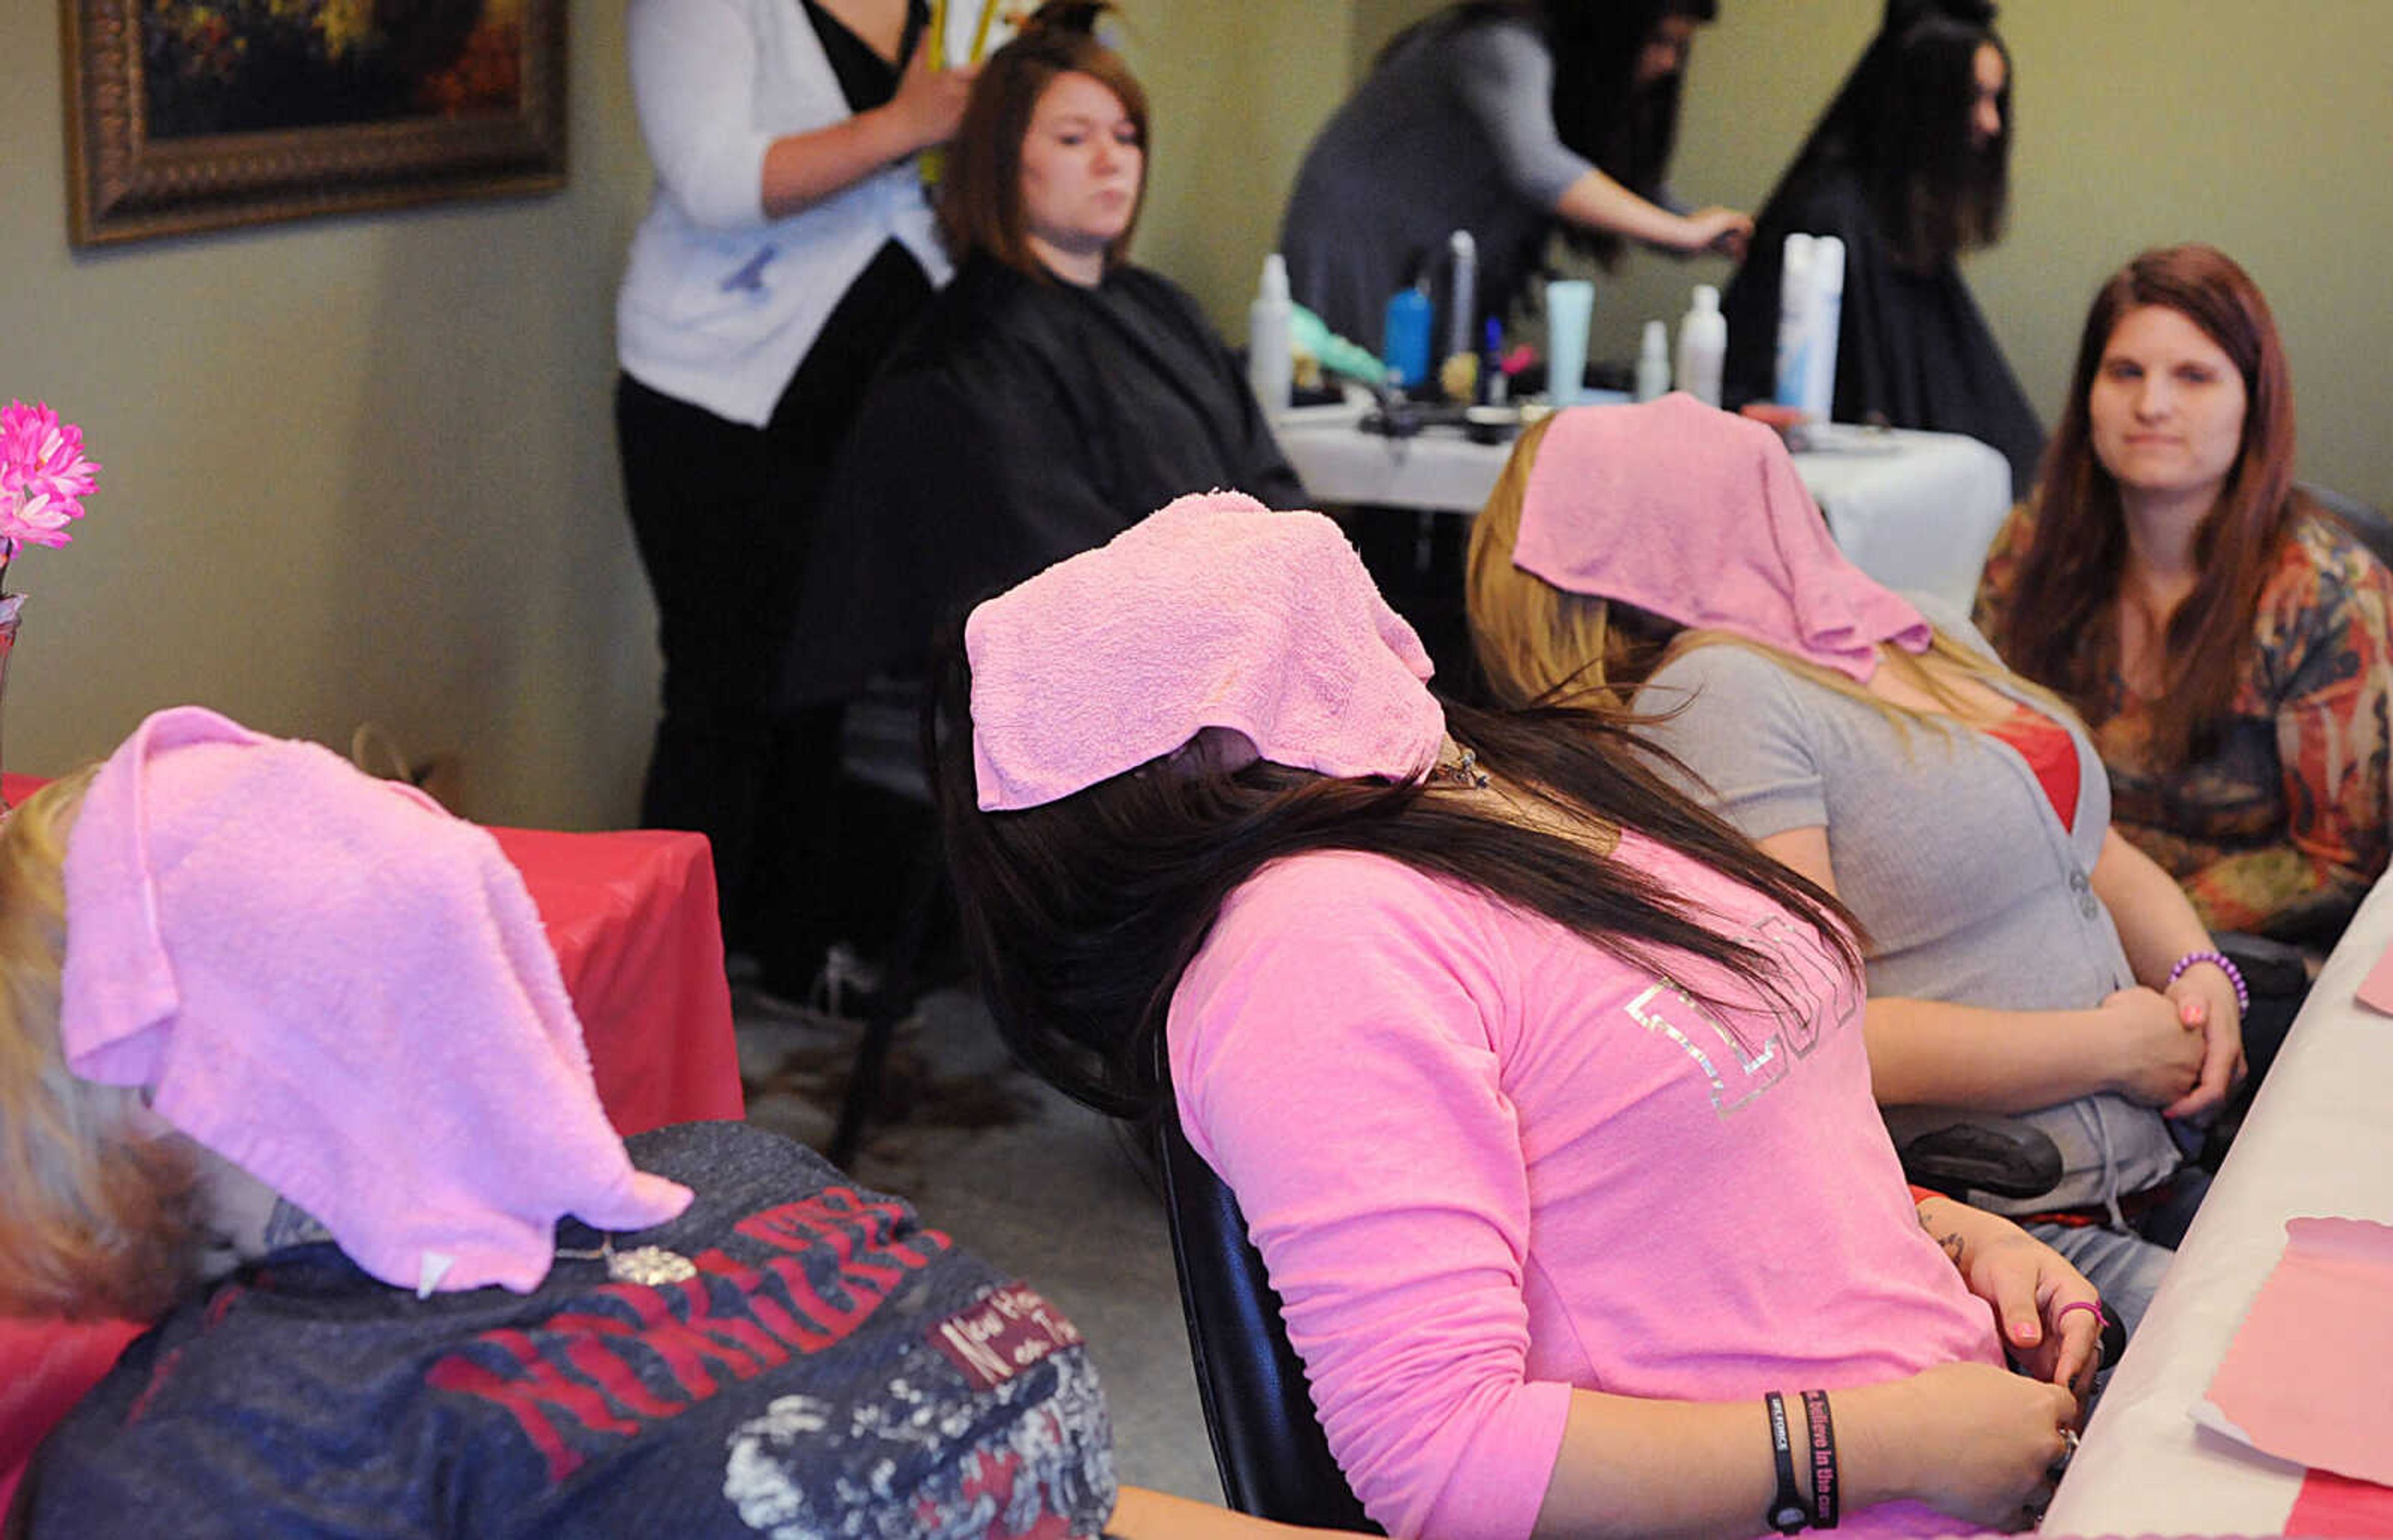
[2197,1217,2393,1487]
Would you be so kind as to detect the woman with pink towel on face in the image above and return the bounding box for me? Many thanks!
[0,706,1332,1540]
[935,490,2104,1540]
[1464,395,2243,1343]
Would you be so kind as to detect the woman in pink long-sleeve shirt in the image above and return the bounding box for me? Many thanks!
[932,497,2101,1540]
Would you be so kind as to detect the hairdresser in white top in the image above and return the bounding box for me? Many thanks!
[613,0,977,999]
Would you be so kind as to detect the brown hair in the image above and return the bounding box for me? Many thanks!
[929,625,1859,1122]
[1466,414,1668,707]
[0,768,206,1321]
[1991,244,2299,764]
[936,1,1149,278]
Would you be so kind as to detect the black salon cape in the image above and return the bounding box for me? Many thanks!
[784,252,1307,705]
[1721,160,2045,497]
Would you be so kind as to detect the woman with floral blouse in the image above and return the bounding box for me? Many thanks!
[1977,245,2393,962]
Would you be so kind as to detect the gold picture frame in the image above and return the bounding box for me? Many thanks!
[61,0,566,247]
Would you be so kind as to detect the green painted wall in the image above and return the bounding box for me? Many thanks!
[2,0,2386,823]
[1571,2,2393,506]
[1216,1,2393,508]
[0,0,1355,823]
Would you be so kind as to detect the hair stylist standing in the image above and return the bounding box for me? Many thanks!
[1279,0,1749,356]
[614,0,973,997]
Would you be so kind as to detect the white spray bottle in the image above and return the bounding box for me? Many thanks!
[1802,236,1846,424]
[1634,320,1671,401]
[1248,252,1294,412]
[1676,284,1726,407]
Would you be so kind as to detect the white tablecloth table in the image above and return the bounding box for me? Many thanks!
[2043,870,2393,1536]
[1270,403,2014,616]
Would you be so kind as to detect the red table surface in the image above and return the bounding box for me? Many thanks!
[481,822,746,1139]
[2288,1468,2393,1536]
[0,772,744,1511]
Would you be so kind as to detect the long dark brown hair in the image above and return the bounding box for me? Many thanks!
[927,630,1859,1121]
[1991,244,2300,765]
[1777,0,2010,272]
[936,1,1149,277]
[1393,0,1718,269]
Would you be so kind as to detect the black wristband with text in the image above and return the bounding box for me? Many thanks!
[1764,1390,1809,1534]
[1800,1387,1840,1529]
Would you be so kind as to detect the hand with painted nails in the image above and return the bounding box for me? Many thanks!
[2161,963,2246,1121]
[1914,1194,2104,1405]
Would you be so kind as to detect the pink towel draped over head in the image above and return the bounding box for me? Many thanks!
[1513,394,1929,681]
[59,706,692,1296]
[966,491,1448,810]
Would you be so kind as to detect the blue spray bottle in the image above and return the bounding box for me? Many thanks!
[1382,280,1433,392]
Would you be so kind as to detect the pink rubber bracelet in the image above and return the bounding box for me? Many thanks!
[2055,1299,2108,1329]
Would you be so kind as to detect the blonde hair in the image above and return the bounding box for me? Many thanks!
[0,767,204,1320]
[1466,415,1659,709]
[1466,413,2071,739]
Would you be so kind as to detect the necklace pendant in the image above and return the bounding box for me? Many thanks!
[607,1244,697,1285]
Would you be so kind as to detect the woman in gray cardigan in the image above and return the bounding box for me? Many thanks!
[1464,397,2244,1337]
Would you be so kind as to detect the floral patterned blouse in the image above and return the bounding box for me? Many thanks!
[1977,505,2393,949]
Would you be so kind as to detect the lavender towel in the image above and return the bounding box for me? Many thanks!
[59,706,691,1296]
[967,491,1448,810]
[1514,394,1929,681]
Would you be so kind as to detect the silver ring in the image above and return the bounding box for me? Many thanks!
[2048,1425,2081,1482]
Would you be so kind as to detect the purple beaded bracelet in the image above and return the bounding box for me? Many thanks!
[2167,948,2250,1015]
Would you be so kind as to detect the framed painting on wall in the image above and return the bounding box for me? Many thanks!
[60,0,566,246]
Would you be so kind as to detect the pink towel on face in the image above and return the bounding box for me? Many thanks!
[967,491,1448,810]
[1513,394,1929,682]
[59,707,692,1296]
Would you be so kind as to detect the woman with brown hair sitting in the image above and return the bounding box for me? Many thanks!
[1977,245,2393,1095]
[788,0,1304,715]
[1977,244,2393,962]
[1721,0,2040,494]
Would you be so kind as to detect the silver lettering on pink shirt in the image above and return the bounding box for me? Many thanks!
[1622,911,1860,1117]
[1624,981,1785,1116]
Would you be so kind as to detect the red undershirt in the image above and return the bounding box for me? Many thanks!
[1980,703,2078,834]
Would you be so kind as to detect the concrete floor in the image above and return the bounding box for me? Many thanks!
[735,986,1221,1506]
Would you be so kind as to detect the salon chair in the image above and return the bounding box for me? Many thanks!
[2303,482,2393,571]
[1883,1108,2065,1202]
[1156,1113,2124,1530]
[1154,1117,1382,1533]
[824,677,952,1168]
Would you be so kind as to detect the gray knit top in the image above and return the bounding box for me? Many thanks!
[1636,602,2182,1215]
[1279,16,1593,355]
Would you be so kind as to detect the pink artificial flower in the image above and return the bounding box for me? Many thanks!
[0,399,101,551]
